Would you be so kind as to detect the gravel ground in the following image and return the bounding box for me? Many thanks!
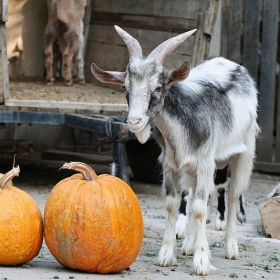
[0,163,280,280]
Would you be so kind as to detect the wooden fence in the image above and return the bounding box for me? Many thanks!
[221,0,280,173]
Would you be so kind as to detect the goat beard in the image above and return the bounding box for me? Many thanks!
[135,123,151,144]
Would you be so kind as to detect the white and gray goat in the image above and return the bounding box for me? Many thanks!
[91,26,259,276]
[44,0,86,86]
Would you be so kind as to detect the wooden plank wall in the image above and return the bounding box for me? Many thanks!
[85,0,219,84]
[222,0,280,173]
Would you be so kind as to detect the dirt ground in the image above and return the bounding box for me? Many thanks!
[0,163,279,280]
[9,80,126,105]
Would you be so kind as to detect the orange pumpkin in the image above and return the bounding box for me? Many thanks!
[0,166,43,265]
[44,162,144,273]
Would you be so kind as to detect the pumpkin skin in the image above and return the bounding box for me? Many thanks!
[0,167,43,265]
[44,162,144,273]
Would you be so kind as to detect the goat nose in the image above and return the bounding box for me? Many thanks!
[128,117,142,125]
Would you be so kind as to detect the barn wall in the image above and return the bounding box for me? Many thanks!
[84,0,218,84]
[6,0,47,77]
[6,0,221,82]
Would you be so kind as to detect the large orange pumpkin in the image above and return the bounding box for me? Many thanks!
[0,166,43,265]
[44,162,144,273]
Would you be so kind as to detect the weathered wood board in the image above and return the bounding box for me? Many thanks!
[258,0,279,163]
[259,196,280,240]
[0,23,9,104]
[86,0,219,85]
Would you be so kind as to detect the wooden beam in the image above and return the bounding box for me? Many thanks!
[0,23,9,103]
[254,161,280,174]
[4,99,128,113]
[91,12,197,34]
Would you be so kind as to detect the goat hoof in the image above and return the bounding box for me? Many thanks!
[64,80,73,86]
[226,255,236,260]
[215,218,226,231]
[79,79,86,84]
[157,245,177,267]
[183,251,193,256]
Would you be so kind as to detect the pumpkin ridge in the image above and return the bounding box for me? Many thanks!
[45,179,83,267]
[60,180,86,267]
[71,181,102,270]
[96,177,141,273]
[96,179,122,272]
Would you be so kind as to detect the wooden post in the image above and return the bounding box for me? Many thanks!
[83,0,92,57]
[0,0,9,104]
[192,0,219,66]
[0,0,8,22]
[242,0,261,81]
[257,0,279,163]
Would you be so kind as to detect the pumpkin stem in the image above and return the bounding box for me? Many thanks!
[0,165,20,190]
[60,162,98,181]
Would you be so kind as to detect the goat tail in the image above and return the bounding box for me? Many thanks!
[56,0,75,24]
[54,19,68,35]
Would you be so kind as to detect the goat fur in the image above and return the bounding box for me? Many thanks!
[90,26,259,276]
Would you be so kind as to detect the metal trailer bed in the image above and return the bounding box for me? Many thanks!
[0,110,133,184]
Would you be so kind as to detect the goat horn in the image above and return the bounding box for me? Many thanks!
[114,25,142,59]
[148,29,197,64]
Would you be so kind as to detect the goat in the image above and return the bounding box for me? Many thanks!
[176,165,246,239]
[44,0,86,86]
[90,26,259,276]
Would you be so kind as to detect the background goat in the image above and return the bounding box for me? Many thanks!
[91,26,259,276]
[44,0,86,86]
[176,165,246,239]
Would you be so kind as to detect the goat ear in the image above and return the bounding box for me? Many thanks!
[165,61,191,89]
[91,63,126,85]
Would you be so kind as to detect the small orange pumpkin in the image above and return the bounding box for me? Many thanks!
[0,166,43,265]
[44,162,144,273]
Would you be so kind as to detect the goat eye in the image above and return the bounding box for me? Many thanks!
[155,87,162,92]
